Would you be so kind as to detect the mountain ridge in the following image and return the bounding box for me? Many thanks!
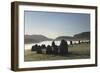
[55,31,90,41]
[24,34,53,44]
[25,31,90,44]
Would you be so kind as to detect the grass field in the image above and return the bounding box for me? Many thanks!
[24,43,90,61]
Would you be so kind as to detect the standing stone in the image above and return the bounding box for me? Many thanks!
[59,40,68,56]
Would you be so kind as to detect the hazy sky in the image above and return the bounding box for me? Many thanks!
[24,11,90,39]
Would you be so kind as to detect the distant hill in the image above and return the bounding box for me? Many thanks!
[55,36,74,41]
[24,35,53,44]
[24,38,38,44]
[25,32,90,44]
[55,32,90,41]
[74,32,90,40]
